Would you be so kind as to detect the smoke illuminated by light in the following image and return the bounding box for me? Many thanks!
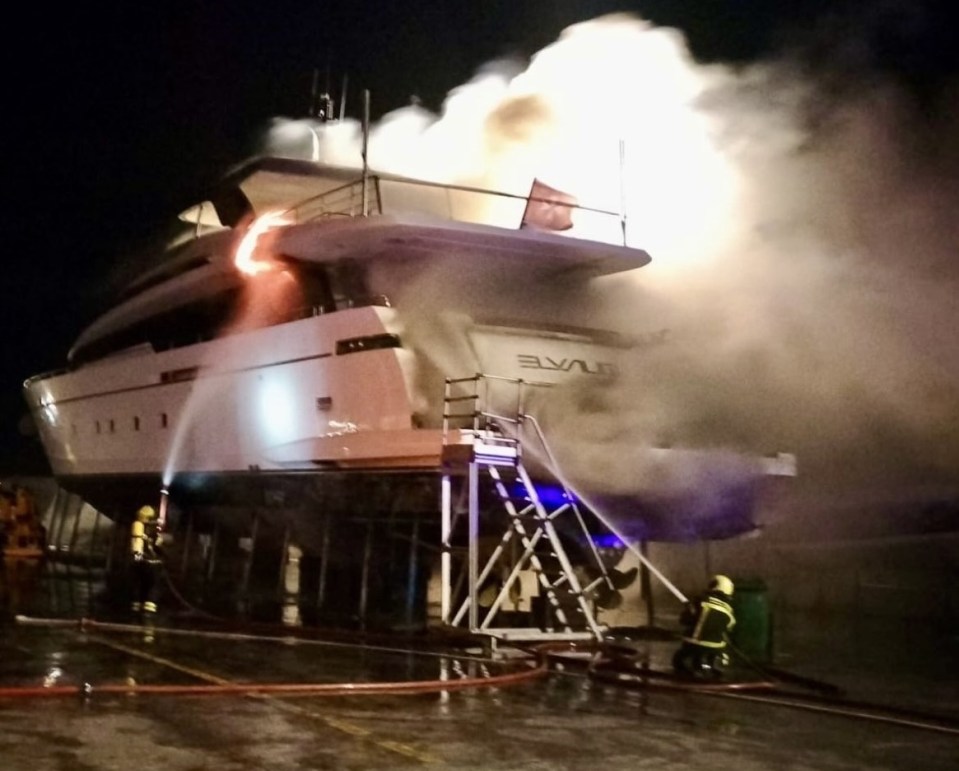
[495,16,741,266]
[258,12,959,526]
[264,16,741,271]
[235,211,291,275]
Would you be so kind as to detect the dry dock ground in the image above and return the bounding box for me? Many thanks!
[1,563,957,770]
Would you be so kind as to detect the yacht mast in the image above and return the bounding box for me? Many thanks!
[362,89,370,216]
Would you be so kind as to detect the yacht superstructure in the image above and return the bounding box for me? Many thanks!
[24,153,654,525]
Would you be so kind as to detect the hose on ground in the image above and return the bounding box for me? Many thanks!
[1,616,551,701]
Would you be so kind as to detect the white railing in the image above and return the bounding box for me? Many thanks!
[283,174,627,244]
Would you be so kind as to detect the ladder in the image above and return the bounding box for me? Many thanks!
[439,374,615,643]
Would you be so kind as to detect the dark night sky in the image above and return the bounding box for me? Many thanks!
[3,0,955,472]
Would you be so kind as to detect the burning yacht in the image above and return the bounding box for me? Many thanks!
[23,133,650,497]
[22,100,778,628]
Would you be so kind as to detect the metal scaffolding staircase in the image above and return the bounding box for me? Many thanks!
[439,374,618,643]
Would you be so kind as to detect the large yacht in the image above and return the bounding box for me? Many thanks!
[23,114,775,627]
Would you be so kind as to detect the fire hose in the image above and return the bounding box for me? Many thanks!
[2,616,548,701]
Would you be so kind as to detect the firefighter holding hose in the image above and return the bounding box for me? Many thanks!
[129,505,162,615]
[672,574,736,679]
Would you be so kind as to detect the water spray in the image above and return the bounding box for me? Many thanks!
[522,414,689,604]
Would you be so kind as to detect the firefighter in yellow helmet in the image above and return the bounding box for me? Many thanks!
[672,574,736,679]
[130,505,161,615]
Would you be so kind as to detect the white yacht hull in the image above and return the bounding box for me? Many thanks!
[25,301,648,549]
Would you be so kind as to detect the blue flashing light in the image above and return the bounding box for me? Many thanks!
[590,533,625,549]
[509,482,576,508]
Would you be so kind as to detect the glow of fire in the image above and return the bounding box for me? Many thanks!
[234,211,291,275]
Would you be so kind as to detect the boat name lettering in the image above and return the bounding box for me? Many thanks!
[516,355,616,376]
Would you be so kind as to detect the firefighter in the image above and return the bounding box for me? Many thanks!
[672,574,736,679]
[130,505,161,615]
[0,487,15,551]
[2,487,43,614]
[10,487,44,555]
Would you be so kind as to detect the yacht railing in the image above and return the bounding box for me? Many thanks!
[283,174,627,245]
[289,177,379,221]
[442,372,554,442]
[289,294,392,320]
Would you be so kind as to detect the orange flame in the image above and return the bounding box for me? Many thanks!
[234,211,291,276]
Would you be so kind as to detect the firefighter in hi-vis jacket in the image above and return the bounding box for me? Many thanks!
[130,505,161,615]
[672,574,737,679]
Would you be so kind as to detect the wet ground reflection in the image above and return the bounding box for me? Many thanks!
[2,554,957,770]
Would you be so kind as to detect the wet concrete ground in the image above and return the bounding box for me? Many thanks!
[1,561,957,770]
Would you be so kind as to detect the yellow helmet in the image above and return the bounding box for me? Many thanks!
[137,505,156,522]
[709,574,734,596]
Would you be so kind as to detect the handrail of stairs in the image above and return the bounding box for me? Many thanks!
[519,413,689,605]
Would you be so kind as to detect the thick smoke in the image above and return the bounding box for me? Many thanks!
[264,14,959,522]
[578,66,959,495]
[539,18,959,513]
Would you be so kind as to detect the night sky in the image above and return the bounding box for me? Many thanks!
[3,0,956,473]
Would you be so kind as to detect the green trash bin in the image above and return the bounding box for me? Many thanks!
[730,578,772,663]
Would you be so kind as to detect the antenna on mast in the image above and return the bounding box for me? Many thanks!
[309,60,335,122]
[619,139,628,246]
[361,89,371,216]
[309,68,321,118]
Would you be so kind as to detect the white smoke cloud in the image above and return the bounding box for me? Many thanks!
[262,13,959,515]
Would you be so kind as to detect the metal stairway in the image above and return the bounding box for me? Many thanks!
[439,374,618,643]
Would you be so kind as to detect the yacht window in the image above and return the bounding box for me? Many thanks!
[71,258,381,367]
[336,333,402,355]
[299,265,336,314]
[329,259,371,309]
[120,254,212,300]
[72,286,243,366]
[161,367,199,384]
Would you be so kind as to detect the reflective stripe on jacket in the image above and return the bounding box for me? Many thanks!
[682,596,735,649]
